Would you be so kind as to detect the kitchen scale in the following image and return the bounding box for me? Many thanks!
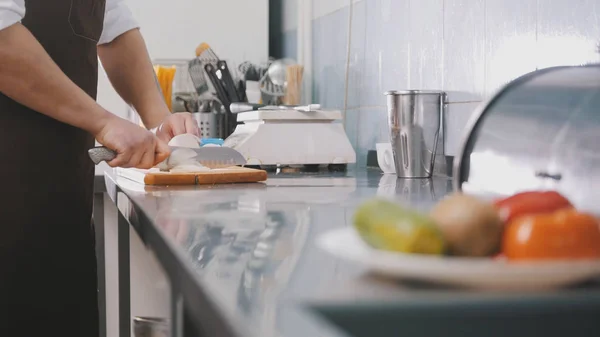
[222,108,356,169]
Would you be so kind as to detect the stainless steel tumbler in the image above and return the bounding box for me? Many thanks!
[385,90,445,178]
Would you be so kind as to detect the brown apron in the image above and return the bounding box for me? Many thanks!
[0,0,105,336]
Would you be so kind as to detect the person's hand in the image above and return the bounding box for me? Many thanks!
[94,115,171,169]
[155,112,200,142]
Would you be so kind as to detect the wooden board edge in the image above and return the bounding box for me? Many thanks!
[195,170,268,185]
[144,174,198,186]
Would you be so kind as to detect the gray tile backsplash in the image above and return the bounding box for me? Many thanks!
[347,0,367,109]
[360,0,412,107]
[312,6,349,109]
[275,0,600,169]
[408,0,444,90]
[536,0,600,68]
[484,0,537,95]
[344,108,360,152]
[443,0,485,97]
[356,107,387,167]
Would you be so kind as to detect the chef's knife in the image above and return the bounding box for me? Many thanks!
[88,146,246,169]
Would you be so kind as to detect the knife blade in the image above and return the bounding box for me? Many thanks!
[88,146,246,169]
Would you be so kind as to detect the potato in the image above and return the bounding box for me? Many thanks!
[430,193,502,257]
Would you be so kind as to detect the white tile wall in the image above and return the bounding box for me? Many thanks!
[408,0,444,90]
[443,0,485,97]
[356,106,387,167]
[311,6,349,109]
[370,0,411,106]
[345,108,360,152]
[536,0,600,69]
[300,0,600,166]
[347,0,367,109]
[484,0,537,96]
[312,0,361,20]
[445,102,480,157]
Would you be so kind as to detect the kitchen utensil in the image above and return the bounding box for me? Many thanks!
[116,167,267,186]
[172,92,199,113]
[283,64,304,105]
[259,104,320,112]
[258,59,295,104]
[318,227,600,290]
[195,42,220,63]
[237,78,248,102]
[259,73,286,97]
[154,65,177,111]
[266,58,295,86]
[229,103,321,113]
[191,112,218,138]
[175,95,197,113]
[375,143,396,174]
[217,60,242,103]
[193,100,227,139]
[229,103,264,113]
[88,146,246,169]
[204,63,231,109]
[205,63,239,138]
[244,81,261,103]
[238,60,271,81]
[385,90,446,179]
[205,64,231,130]
[153,59,198,112]
[454,65,600,214]
[188,58,210,97]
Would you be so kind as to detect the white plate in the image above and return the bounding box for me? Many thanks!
[317,227,600,290]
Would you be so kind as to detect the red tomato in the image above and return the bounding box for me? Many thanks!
[494,191,572,223]
[502,209,600,261]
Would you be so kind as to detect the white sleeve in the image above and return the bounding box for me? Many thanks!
[0,0,25,31]
[98,0,140,45]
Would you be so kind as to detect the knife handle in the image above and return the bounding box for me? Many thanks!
[88,146,117,165]
[230,102,263,113]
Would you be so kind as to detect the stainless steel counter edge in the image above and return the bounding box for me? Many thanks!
[98,168,600,337]
[102,170,350,337]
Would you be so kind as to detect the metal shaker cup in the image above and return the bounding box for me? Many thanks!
[385,90,445,178]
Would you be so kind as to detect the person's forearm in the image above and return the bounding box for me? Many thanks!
[0,23,112,135]
[98,29,169,130]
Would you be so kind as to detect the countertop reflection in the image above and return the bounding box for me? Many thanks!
[108,169,453,337]
[108,169,600,337]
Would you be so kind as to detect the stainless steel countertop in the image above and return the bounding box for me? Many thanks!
[104,169,600,337]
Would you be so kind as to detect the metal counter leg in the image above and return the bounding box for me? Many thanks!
[171,287,184,337]
[118,211,131,337]
[93,193,107,337]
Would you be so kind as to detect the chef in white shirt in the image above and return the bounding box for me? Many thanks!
[0,1,198,335]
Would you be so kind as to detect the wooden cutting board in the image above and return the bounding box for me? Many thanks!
[116,167,268,186]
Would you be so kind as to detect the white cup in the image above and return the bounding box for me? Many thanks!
[376,143,396,174]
